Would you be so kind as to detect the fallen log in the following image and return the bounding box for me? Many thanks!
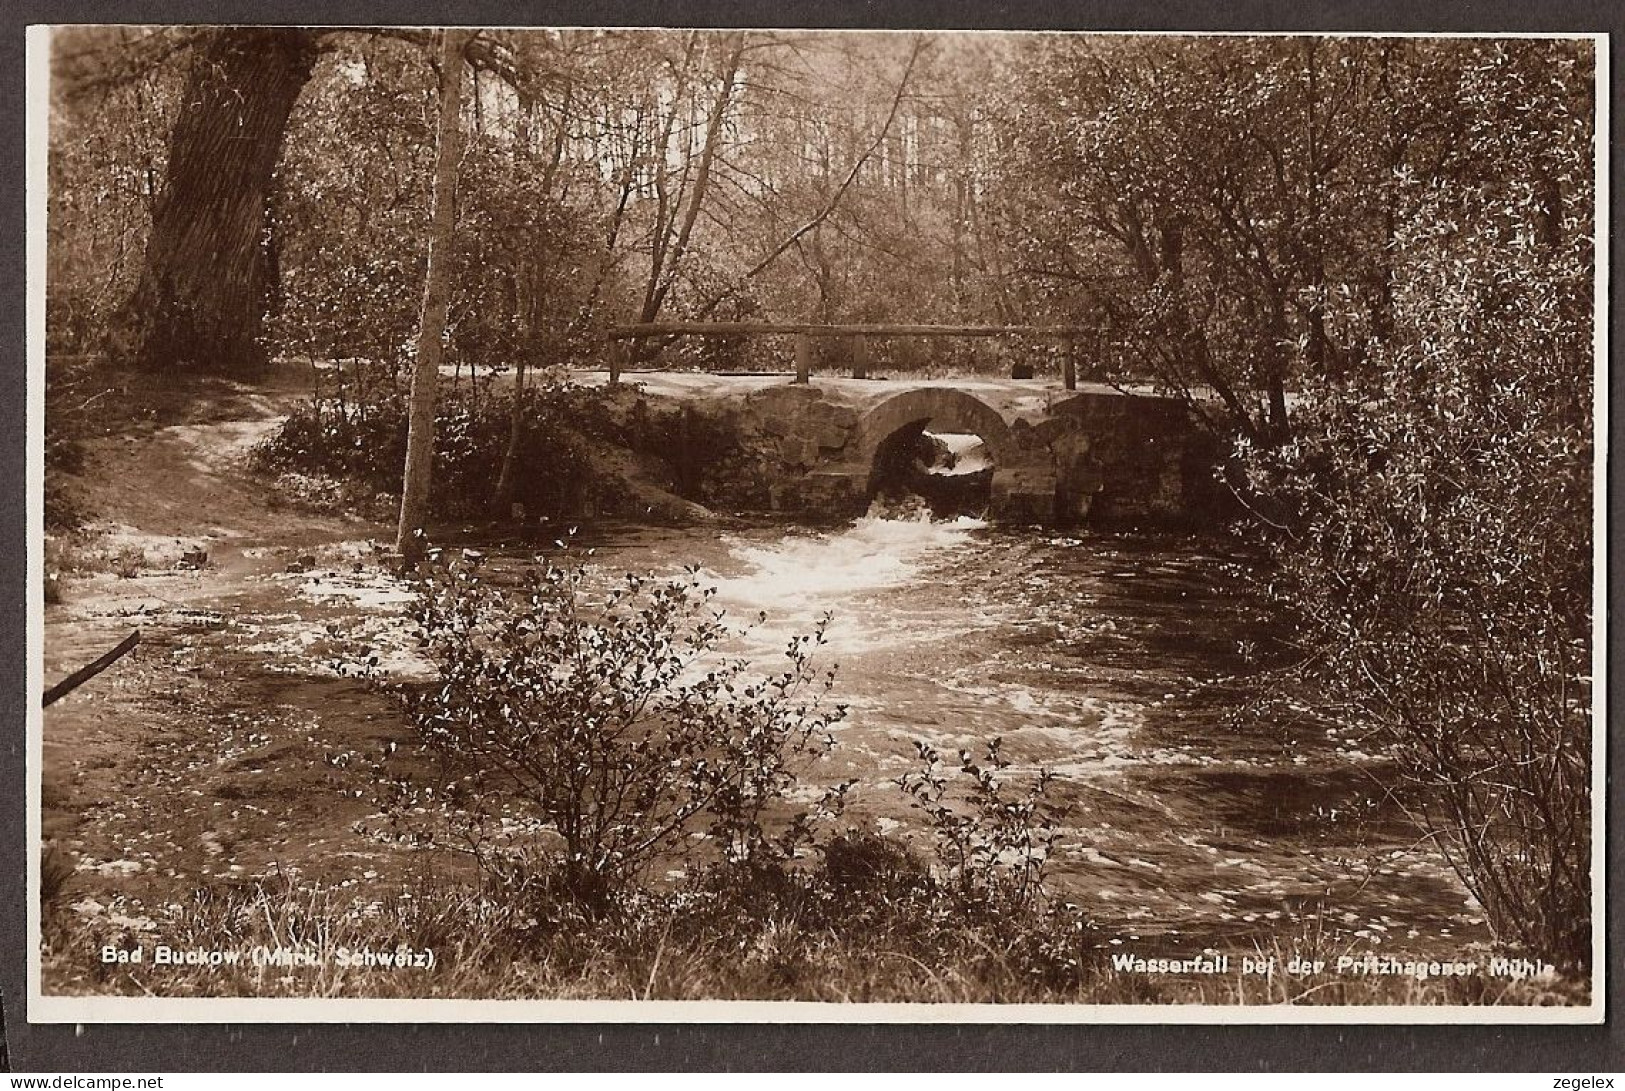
[42,630,141,708]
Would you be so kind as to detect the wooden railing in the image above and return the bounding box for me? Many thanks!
[604,322,1092,389]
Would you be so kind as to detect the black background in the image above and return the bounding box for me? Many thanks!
[3,0,1620,1072]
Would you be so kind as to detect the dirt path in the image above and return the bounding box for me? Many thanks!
[41,378,433,990]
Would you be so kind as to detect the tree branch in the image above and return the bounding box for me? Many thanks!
[733,36,927,290]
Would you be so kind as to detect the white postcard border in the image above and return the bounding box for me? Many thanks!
[23,24,1610,1027]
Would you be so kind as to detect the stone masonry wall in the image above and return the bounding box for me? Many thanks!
[696,383,1225,529]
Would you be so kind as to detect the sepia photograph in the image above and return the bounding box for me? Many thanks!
[26,23,1605,1022]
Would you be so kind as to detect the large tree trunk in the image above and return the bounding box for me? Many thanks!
[395,28,472,561]
[108,28,319,376]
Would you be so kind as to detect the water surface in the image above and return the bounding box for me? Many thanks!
[506,513,1486,955]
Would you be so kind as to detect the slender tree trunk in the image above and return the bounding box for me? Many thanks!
[494,266,537,514]
[1137,211,1262,443]
[950,113,971,311]
[395,28,472,561]
[492,97,534,516]
[1371,42,1400,349]
[630,36,737,366]
[493,82,574,514]
[109,27,319,376]
[493,358,527,514]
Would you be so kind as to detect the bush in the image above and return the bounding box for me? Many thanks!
[256,381,749,522]
[1243,372,1591,968]
[370,549,847,912]
[44,357,97,530]
[257,383,589,519]
[1234,97,1595,969]
[897,738,1061,915]
[341,550,1102,994]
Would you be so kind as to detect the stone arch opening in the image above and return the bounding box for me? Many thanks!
[853,389,1016,517]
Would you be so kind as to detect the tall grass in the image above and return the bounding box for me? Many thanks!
[40,842,1582,1005]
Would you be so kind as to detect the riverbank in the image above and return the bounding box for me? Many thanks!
[40,365,427,995]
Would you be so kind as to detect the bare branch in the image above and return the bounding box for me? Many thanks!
[734,36,928,287]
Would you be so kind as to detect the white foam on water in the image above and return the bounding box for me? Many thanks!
[683,510,988,667]
[295,572,416,607]
[711,510,985,614]
[924,431,992,475]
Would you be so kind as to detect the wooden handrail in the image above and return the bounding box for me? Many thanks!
[606,322,1091,339]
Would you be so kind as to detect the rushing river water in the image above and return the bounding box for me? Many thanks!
[488,512,1486,955]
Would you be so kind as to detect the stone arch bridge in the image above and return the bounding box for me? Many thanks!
[734,381,1220,527]
[605,322,1222,527]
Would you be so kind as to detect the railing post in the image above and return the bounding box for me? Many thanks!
[1063,336,1077,391]
[794,331,811,384]
[851,333,868,380]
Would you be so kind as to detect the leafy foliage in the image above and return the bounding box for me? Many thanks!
[370,549,847,911]
[256,380,751,521]
[45,29,180,356]
[1002,37,1596,966]
[897,738,1060,914]
[1230,42,1595,967]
